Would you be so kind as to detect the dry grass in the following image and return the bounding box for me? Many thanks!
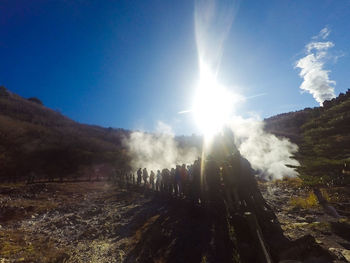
[0,229,69,262]
[0,182,116,262]
[53,181,111,192]
[289,189,332,209]
[0,182,26,188]
[0,196,59,224]
[6,198,58,211]
[273,177,303,189]
[282,221,332,232]
[306,221,332,232]
[289,191,319,209]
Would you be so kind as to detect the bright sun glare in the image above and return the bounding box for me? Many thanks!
[193,63,240,139]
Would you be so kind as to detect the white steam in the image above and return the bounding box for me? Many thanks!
[229,117,299,179]
[124,122,199,172]
[295,27,336,105]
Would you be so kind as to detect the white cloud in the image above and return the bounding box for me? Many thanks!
[312,26,331,40]
[295,27,336,105]
[306,41,334,53]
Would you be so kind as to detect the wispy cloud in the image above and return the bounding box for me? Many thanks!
[306,41,334,53]
[295,27,336,105]
[313,26,331,40]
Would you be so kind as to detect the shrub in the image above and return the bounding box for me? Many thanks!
[0,86,9,97]
[27,97,43,105]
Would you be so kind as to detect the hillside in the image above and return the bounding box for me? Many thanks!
[0,87,131,182]
[1,85,349,186]
[265,89,350,185]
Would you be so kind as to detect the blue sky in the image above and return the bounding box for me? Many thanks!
[1,0,349,135]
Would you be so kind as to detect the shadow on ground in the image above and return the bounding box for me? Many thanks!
[115,192,233,263]
[114,187,336,263]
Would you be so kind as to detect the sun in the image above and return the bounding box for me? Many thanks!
[193,63,239,139]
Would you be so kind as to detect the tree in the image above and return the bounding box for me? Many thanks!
[0,86,9,97]
[28,97,43,105]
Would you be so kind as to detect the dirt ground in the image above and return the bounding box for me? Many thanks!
[0,182,234,263]
[1,181,350,263]
[259,180,350,262]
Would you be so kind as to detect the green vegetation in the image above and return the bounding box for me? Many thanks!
[265,89,350,186]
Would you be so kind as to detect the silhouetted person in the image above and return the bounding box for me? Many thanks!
[192,160,201,204]
[187,164,194,200]
[171,168,177,196]
[166,168,172,194]
[160,169,165,192]
[150,170,155,190]
[174,165,181,196]
[180,164,188,197]
[142,168,149,187]
[156,170,161,191]
[137,168,142,185]
[169,168,174,194]
[162,168,171,194]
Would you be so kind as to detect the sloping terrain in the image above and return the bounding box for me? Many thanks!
[265,89,350,185]
[0,87,201,184]
[0,87,130,182]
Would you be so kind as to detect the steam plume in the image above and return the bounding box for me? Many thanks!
[229,117,299,179]
[295,27,336,105]
[124,122,199,172]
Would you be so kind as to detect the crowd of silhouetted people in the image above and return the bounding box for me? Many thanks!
[134,161,202,201]
[112,151,260,211]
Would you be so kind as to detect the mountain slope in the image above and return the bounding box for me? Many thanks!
[265,89,350,185]
[0,87,130,182]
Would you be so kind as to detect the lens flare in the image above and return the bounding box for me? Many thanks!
[193,63,241,139]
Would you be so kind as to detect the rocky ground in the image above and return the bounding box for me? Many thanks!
[0,182,172,263]
[0,182,234,263]
[259,179,350,262]
[0,180,349,263]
